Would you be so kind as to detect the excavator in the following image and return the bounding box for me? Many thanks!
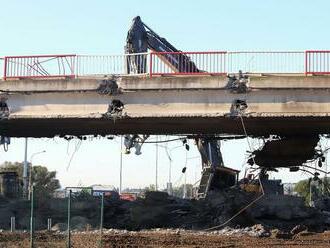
[125,16,238,198]
[125,16,199,74]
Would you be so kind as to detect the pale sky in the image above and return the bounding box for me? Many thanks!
[1,0,330,189]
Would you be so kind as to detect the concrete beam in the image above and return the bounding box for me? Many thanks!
[1,75,330,137]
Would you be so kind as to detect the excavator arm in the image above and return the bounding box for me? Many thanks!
[196,138,224,169]
[125,16,199,74]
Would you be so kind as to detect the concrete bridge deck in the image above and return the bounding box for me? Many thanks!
[1,75,330,137]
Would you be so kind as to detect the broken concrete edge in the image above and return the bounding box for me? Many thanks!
[1,75,330,93]
[4,113,330,119]
[0,98,9,120]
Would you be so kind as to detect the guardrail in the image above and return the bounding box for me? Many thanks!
[3,54,76,80]
[227,51,305,74]
[2,51,330,80]
[76,53,149,76]
[305,51,330,75]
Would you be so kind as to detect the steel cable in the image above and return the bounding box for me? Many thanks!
[204,115,265,231]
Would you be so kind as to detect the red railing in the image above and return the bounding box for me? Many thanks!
[305,51,330,75]
[3,54,76,80]
[227,51,305,74]
[149,51,330,76]
[2,51,330,80]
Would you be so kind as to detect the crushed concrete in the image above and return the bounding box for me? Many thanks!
[1,188,330,233]
[100,189,330,232]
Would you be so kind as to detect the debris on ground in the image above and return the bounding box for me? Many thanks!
[1,187,330,233]
[2,228,330,248]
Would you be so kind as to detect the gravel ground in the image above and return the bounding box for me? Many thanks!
[1,229,330,248]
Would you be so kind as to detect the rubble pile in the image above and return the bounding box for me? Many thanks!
[1,188,330,232]
[102,189,330,231]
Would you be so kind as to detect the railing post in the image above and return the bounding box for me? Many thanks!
[149,52,153,78]
[305,51,308,76]
[3,57,7,80]
[47,218,52,231]
[73,55,77,79]
[10,217,15,232]
[224,51,228,75]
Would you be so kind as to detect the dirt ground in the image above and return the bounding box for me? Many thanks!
[1,230,330,248]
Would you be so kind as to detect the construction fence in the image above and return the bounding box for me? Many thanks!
[0,187,105,248]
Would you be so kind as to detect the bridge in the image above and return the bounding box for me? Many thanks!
[0,51,330,138]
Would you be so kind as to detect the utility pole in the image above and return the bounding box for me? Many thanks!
[23,138,28,199]
[183,169,187,199]
[67,190,72,248]
[168,159,172,194]
[163,145,181,196]
[155,136,158,191]
[30,184,34,248]
[99,193,104,248]
[169,154,172,183]
[28,150,46,200]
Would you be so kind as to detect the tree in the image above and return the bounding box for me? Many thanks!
[294,177,330,204]
[0,161,60,199]
[294,179,310,204]
[31,165,61,199]
[144,184,156,192]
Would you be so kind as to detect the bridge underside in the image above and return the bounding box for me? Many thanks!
[1,116,330,138]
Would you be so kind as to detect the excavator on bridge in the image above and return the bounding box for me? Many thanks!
[125,16,200,74]
[125,16,241,198]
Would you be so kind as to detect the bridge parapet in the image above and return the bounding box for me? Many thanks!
[1,51,330,80]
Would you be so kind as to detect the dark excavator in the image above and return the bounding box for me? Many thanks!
[125,16,199,74]
[125,16,238,198]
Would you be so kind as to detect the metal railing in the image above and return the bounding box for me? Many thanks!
[305,50,330,75]
[0,58,3,79]
[227,51,305,74]
[3,54,76,80]
[2,51,330,80]
[76,53,149,76]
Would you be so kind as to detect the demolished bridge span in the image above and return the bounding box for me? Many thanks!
[2,75,330,137]
[247,135,324,169]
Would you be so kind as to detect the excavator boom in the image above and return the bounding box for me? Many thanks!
[126,16,199,74]
[125,16,229,198]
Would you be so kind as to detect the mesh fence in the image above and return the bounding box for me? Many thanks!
[0,188,105,247]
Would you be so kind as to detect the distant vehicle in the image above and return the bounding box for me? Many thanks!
[120,192,138,201]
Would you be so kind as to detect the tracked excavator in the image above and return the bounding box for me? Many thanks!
[125,16,238,198]
[125,16,200,74]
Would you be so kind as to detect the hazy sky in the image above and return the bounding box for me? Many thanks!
[0,0,330,189]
